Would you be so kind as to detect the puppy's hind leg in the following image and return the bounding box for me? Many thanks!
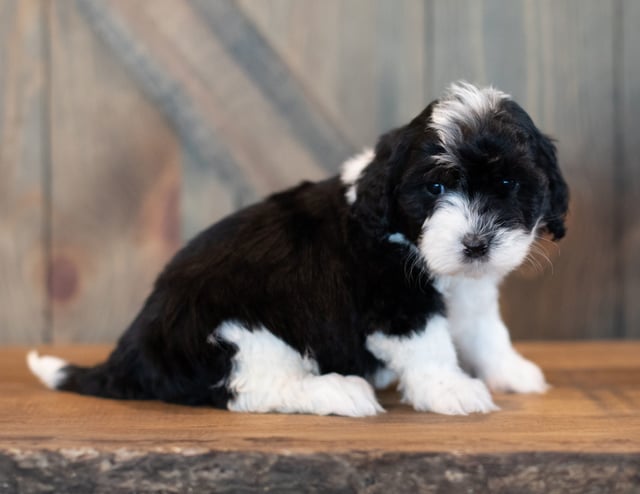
[215,322,383,417]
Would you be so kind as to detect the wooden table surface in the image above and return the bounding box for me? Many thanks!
[1,342,639,493]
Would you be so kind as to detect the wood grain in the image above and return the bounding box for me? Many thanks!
[4,342,640,491]
[426,0,619,339]
[47,2,182,342]
[0,1,639,345]
[501,0,618,340]
[3,342,640,455]
[238,0,426,146]
[622,0,640,338]
[76,0,251,236]
[192,0,355,171]
[0,0,48,344]
[79,0,339,237]
[2,344,640,494]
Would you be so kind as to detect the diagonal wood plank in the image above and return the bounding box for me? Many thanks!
[76,0,254,219]
[238,0,426,146]
[192,0,357,171]
[0,0,48,344]
[78,0,349,237]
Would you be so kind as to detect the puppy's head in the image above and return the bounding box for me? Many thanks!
[344,82,569,279]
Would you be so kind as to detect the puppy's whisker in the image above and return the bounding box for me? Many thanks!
[521,252,540,273]
[534,236,561,256]
[403,249,418,282]
[532,238,559,260]
[409,252,427,285]
[526,244,554,274]
[526,255,544,274]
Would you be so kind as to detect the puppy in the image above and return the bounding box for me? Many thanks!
[28,82,568,416]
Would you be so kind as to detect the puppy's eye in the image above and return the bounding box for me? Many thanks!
[426,183,446,195]
[500,179,519,191]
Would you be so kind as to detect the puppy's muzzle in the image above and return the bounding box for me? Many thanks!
[462,233,490,260]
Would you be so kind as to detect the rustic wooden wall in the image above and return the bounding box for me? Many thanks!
[0,0,638,343]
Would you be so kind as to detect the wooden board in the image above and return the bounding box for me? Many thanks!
[81,0,351,234]
[238,0,426,146]
[47,2,182,342]
[75,0,241,240]
[426,0,619,339]
[622,0,640,337]
[504,0,618,340]
[0,0,48,344]
[3,342,640,453]
[192,0,356,169]
[1,0,640,345]
[1,342,639,491]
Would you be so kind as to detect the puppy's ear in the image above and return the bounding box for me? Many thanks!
[350,128,408,238]
[351,103,437,239]
[537,134,569,240]
[374,101,438,170]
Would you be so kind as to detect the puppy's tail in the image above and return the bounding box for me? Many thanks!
[27,351,70,390]
[26,350,142,399]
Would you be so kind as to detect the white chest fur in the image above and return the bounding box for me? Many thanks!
[436,275,549,394]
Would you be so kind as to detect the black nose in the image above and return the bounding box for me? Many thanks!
[462,234,489,259]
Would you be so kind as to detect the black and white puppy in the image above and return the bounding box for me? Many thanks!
[28,82,569,416]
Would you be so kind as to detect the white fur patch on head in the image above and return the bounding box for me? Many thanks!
[27,351,68,389]
[340,148,375,204]
[215,322,383,417]
[419,194,534,278]
[430,81,510,159]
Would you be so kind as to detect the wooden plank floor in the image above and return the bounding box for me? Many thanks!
[1,343,639,493]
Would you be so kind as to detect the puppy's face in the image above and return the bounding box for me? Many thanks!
[408,150,546,278]
[347,82,569,279]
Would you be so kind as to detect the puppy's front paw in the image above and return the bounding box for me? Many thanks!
[481,353,549,394]
[304,373,384,417]
[404,369,498,415]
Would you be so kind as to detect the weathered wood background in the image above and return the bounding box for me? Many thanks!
[1,0,638,344]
